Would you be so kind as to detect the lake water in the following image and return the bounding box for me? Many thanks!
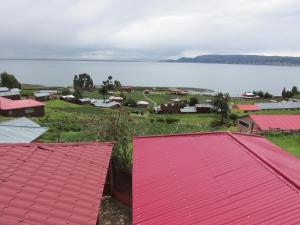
[0,60,300,95]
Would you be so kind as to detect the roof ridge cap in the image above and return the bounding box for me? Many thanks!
[227,132,300,191]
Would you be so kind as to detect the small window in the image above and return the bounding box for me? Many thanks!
[238,120,249,128]
[25,108,35,114]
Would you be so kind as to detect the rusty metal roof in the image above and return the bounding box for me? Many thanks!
[133,132,300,225]
[0,142,112,225]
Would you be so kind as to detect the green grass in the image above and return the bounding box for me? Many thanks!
[266,134,300,158]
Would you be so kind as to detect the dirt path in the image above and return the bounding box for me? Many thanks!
[143,92,157,107]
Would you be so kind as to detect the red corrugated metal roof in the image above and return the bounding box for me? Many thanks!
[236,104,259,111]
[133,132,300,225]
[0,97,44,110]
[0,142,112,225]
[249,114,300,131]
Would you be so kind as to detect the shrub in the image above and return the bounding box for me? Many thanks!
[210,119,222,127]
[156,118,165,122]
[124,98,137,107]
[165,117,180,124]
[189,96,199,106]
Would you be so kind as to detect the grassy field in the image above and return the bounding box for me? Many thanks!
[266,134,300,158]
[3,86,300,159]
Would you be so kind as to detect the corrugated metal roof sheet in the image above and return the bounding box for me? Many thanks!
[133,132,300,225]
[34,92,50,98]
[236,104,259,111]
[0,142,112,225]
[0,87,9,92]
[257,101,300,110]
[180,106,197,113]
[0,90,20,97]
[0,97,44,110]
[0,117,48,143]
[249,114,300,131]
[92,99,120,108]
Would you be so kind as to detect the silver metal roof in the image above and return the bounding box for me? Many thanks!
[92,99,120,108]
[256,101,300,110]
[195,103,213,108]
[0,117,48,143]
[34,92,50,97]
[0,87,9,92]
[0,90,20,97]
[180,106,197,113]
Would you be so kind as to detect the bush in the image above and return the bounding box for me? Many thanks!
[210,119,222,127]
[61,87,71,95]
[124,98,137,107]
[229,113,238,122]
[156,118,165,122]
[189,96,199,106]
[165,117,180,124]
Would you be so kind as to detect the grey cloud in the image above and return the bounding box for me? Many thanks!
[0,0,300,59]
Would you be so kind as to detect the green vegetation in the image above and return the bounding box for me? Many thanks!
[1,71,21,88]
[266,134,300,158]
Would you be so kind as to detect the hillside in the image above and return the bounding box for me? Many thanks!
[167,54,300,66]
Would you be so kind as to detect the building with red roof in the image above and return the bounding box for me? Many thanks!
[0,97,45,117]
[133,132,300,224]
[0,142,112,225]
[238,114,300,134]
[235,104,260,112]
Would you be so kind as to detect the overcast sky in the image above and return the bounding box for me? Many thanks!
[0,0,300,60]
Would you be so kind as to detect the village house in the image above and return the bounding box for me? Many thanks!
[238,114,300,134]
[0,97,45,117]
[109,96,124,102]
[0,117,48,143]
[120,86,133,92]
[137,100,149,108]
[0,87,21,100]
[0,142,112,225]
[91,99,121,108]
[133,132,300,224]
[33,92,50,101]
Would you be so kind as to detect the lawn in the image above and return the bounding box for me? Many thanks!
[266,134,300,158]
[11,96,300,160]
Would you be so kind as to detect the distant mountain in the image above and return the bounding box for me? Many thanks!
[166,55,300,66]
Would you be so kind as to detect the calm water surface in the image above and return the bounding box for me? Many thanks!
[0,60,300,95]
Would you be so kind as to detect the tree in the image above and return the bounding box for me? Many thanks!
[99,85,108,100]
[212,92,231,124]
[0,72,21,89]
[264,91,272,98]
[61,87,71,95]
[229,113,238,123]
[124,98,137,107]
[282,88,287,98]
[292,86,298,96]
[74,89,83,99]
[189,96,199,106]
[73,73,94,91]
[99,76,123,99]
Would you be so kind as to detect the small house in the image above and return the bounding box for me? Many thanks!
[0,87,21,100]
[92,99,120,108]
[133,132,300,224]
[0,97,45,117]
[195,103,212,113]
[120,86,133,92]
[34,92,50,101]
[238,114,300,134]
[180,106,197,113]
[0,142,113,225]
[109,96,124,102]
[137,101,149,108]
[0,117,48,143]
